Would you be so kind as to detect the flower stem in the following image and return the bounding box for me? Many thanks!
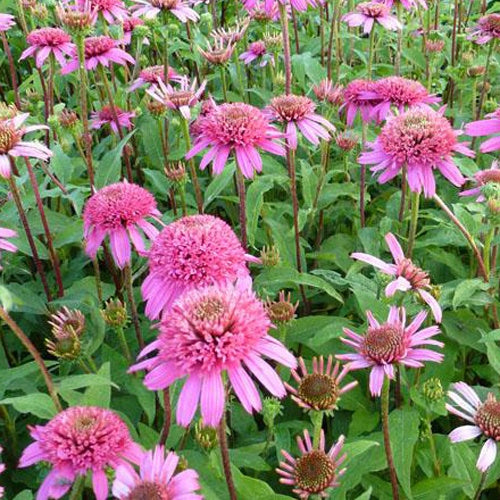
[68,474,85,500]
[476,41,495,120]
[0,307,62,412]
[473,471,487,500]
[326,0,342,80]
[279,2,292,95]
[220,66,228,101]
[407,190,420,258]
[159,388,171,445]
[0,32,21,108]
[381,378,399,500]
[123,264,144,351]
[311,411,324,449]
[115,325,131,361]
[218,412,237,500]
[235,169,247,250]
[395,3,403,76]
[367,26,376,79]
[425,417,441,476]
[181,117,204,213]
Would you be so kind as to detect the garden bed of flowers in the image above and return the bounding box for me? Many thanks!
[0,0,499,498]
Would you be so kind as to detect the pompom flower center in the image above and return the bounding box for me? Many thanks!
[84,36,115,57]
[249,41,266,55]
[294,450,336,493]
[27,27,71,47]
[297,374,340,410]
[270,95,316,122]
[91,0,122,9]
[479,14,500,34]
[396,258,430,289]
[0,123,20,154]
[140,66,164,82]
[194,297,226,322]
[363,324,405,363]
[379,110,456,165]
[358,1,389,17]
[126,481,170,500]
[475,395,500,440]
[375,77,429,106]
[151,0,179,9]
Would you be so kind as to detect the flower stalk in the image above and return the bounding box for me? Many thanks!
[381,378,399,500]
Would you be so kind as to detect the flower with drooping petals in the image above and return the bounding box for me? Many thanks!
[128,64,181,92]
[0,114,52,178]
[48,306,86,339]
[362,76,440,122]
[113,445,202,499]
[212,18,250,44]
[359,108,475,197]
[240,40,271,67]
[313,79,344,106]
[83,181,160,268]
[0,13,15,32]
[20,28,75,68]
[342,2,401,34]
[267,94,335,149]
[61,35,135,74]
[199,36,234,65]
[147,76,206,120]
[19,406,143,500]
[131,284,297,427]
[385,0,427,11]
[468,14,500,45]
[57,0,97,35]
[336,131,359,151]
[80,0,127,22]
[91,105,135,134]
[460,161,500,202]
[285,356,358,412]
[465,108,500,154]
[340,79,380,126]
[186,102,285,178]
[276,430,346,498]
[447,382,500,472]
[352,232,442,321]
[121,16,145,44]
[131,0,199,22]
[337,306,443,397]
[141,214,256,319]
[0,227,17,270]
[425,38,445,53]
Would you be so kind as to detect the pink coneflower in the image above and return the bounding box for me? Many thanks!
[61,35,135,74]
[0,114,52,178]
[20,28,75,68]
[244,0,281,21]
[285,356,358,411]
[337,307,443,396]
[425,39,445,53]
[128,64,181,92]
[340,79,379,126]
[0,227,17,269]
[460,162,500,202]
[212,18,250,44]
[259,0,320,14]
[342,1,401,33]
[465,108,500,153]
[83,181,160,268]
[121,16,145,45]
[276,430,346,498]
[0,13,15,32]
[447,382,500,472]
[112,445,202,499]
[362,76,440,122]
[313,79,344,106]
[352,232,442,321]
[199,36,234,65]
[19,406,143,500]
[267,95,335,149]
[131,284,297,427]
[57,0,97,34]
[359,108,475,197]
[131,0,199,22]
[186,102,285,178]
[240,40,271,67]
[91,105,135,134]
[141,214,255,319]
[468,14,500,45]
[81,0,127,22]
[147,76,206,120]
[385,0,427,11]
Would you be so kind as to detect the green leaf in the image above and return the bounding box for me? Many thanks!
[449,442,482,498]
[203,162,235,209]
[0,392,57,419]
[452,279,490,309]
[83,362,111,407]
[411,477,467,499]
[58,374,119,391]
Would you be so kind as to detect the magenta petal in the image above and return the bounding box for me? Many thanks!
[92,469,109,500]
[200,371,225,427]
[228,365,262,413]
[177,375,202,427]
[368,365,385,397]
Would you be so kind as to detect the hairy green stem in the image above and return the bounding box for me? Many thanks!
[382,378,399,500]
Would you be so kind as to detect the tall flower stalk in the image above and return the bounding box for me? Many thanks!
[382,378,399,499]
[279,3,292,95]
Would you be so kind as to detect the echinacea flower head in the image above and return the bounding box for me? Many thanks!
[313,79,344,106]
[465,108,500,154]
[199,36,234,65]
[0,114,52,178]
[460,161,500,202]
[211,18,250,44]
[425,39,445,53]
[81,0,127,22]
[447,382,500,472]
[186,102,285,178]
[20,28,75,68]
[336,131,359,151]
[359,108,475,197]
[61,35,135,74]
[267,94,335,149]
[128,64,181,92]
[48,306,86,339]
[141,214,255,319]
[83,181,160,268]
[121,16,145,44]
[352,232,442,321]
[131,0,199,23]
[362,76,440,122]
[240,40,271,67]
[340,79,379,126]
[244,0,281,21]
[131,283,297,427]
[337,306,443,396]
[468,14,500,45]
[342,1,402,34]
[265,290,298,325]
[285,356,358,412]
[276,430,346,499]
[0,13,16,32]
[0,227,17,269]
[19,406,143,500]
[91,105,135,134]
[385,0,427,11]
[57,0,96,35]
[147,76,206,120]
[258,0,320,14]
[113,445,202,499]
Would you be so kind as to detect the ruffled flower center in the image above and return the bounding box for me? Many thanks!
[249,41,266,55]
[396,258,430,289]
[151,0,179,9]
[194,297,226,322]
[358,1,389,17]
[91,0,123,10]
[375,77,429,106]
[479,14,500,35]
[140,66,165,83]
[294,450,336,494]
[84,36,115,58]
[0,123,20,154]
[27,27,71,47]
[126,481,170,500]
[270,95,316,122]
[298,374,340,410]
[475,394,500,440]
[363,324,405,363]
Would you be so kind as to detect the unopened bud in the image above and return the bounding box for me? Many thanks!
[194,420,218,451]
[101,299,128,328]
[265,291,298,325]
[422,377,444,401]
[260,245,280,267]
